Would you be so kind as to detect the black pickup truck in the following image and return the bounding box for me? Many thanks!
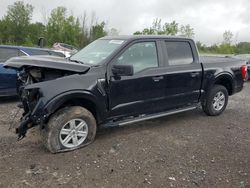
[4,36,248,153]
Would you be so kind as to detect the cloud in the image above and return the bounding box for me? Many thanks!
[0,0,250,45]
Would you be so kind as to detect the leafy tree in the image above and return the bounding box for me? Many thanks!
[180,24,194,38]
[79,12,90,47]
[90,21,107,41]
[162,21,179,36]
[46,7,108,47]
[152,18,162,34]
[0,20,9,44]
[223,30,233,45]
[133,19,194,38]
[196,41,207,53]
[46,7,67,45]
[63,16,81,46]
[23,35,33,46]
[0,1,33,44]
[0,2,112,48]
[235,42,250,54]
[134,31,142,35]
[28,22,46,45]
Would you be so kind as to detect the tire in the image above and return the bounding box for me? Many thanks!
[202,85,228,116]
[41,106,96,153]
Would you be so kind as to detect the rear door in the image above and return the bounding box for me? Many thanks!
[108,40,166,119]
[160,40,203,110]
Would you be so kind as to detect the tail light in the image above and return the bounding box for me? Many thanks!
[241,65,248,81]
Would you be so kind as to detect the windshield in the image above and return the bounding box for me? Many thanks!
[70,39,125,65]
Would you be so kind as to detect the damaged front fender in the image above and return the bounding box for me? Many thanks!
[16,89,105,140]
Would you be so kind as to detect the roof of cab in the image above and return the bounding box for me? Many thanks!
[100,35,191,41]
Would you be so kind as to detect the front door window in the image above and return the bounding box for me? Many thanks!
[116,42,158,73]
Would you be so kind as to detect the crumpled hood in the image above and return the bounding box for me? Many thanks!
[3,55,90,73]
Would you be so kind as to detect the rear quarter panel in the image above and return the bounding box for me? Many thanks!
[201,56,245,97]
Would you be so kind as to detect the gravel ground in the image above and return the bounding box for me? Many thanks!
[0,82,249,188]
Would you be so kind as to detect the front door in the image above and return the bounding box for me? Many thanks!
[108,41,165,119]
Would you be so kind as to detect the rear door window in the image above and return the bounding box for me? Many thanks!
[0,48,19,62]
[165,41,194,66]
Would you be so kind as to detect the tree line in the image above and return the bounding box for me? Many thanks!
[197,30,250,54]
[134,19,195,38]
[134,20,250,54]
[0,1,110,48]
[0,1,250,54]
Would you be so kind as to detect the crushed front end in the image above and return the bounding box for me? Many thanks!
[3,56,90,140]
[14,67,82,139]
[16,69,48,139]
[16,69,82,139]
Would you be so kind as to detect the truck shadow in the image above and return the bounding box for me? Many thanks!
[0,96,19,104]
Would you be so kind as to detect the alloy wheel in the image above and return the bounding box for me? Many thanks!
[59,118,88,148]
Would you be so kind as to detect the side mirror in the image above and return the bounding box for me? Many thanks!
[112,64,134,76]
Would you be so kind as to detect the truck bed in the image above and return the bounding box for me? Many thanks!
[200,56,241,64]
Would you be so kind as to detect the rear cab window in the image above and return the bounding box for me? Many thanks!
[165,41,194,66]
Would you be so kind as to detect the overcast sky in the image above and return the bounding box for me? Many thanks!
[1,0,250,45]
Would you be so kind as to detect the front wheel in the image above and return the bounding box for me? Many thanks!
[202,85,228,116]
[41,106,96,153]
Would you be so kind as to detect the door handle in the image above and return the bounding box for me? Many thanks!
[190,72,200,77]
[152,76,164,82]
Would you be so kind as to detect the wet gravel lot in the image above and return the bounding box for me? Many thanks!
[0,82,249,188]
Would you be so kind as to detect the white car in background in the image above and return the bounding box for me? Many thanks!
[52,43,78,58]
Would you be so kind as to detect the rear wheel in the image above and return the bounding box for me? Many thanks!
[42,106,96,153]
[202,85,228,116]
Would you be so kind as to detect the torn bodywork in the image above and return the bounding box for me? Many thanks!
[4,56,90,139]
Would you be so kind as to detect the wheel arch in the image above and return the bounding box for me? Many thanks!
[44,91,103,124]
[214,73,234,95]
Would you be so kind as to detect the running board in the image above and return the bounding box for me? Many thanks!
[104,106,197,128]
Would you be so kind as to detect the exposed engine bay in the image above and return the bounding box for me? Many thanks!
[18,67,75,88]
